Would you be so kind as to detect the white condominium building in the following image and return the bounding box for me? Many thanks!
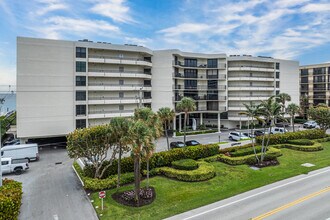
[17,37,299,141]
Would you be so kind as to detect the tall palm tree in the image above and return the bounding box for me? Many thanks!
[109,117,132,188]
[276,93,291,112]
[287,103,300,132]
[158,107,176,151]
[176,97,196,143]
[239,103,261,163]
[300,94,309,119]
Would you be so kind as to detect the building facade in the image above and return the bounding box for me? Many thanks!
[17,37,299,141]
[300,63,330,106]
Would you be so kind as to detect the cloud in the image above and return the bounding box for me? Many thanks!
[300,3,330,12]
[90,0,134,23]
[124,37,152,47]
[158,23,211,37]
[33,0,68,16]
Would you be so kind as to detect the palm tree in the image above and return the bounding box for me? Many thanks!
[276,93,291,112]
[143,142,155,188]
[109,117,132,188]
[300,94,309,119]
[287,103,300,132]
[176,97,196,143]
[158,107,176,151]
[239,103,261,163]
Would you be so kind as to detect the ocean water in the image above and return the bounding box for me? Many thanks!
[0,93,16,114]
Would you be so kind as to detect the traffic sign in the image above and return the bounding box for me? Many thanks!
[99,191,106,199]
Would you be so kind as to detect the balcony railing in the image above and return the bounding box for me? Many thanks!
[173,61,226,69]
[89,69,152,75]
[89,96,152,100]
[173,85,226,90]
[228,65,274,69]
[174,95,226,101]
[89,55,152,63]
[88,82,151,87]
[89,110,134,114]
[228,75,274,79]
[173,73,226,79]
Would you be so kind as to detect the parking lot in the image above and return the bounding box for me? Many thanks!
[6,147,98,220]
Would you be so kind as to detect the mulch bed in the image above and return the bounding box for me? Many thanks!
[253,159,279,168]
[112,187,156,207]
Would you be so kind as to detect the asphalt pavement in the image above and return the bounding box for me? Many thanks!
[7,147,98,220]
[166,166,330,220]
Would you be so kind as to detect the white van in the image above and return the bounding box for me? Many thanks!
[270,127,288,134]
[1,144,39,162]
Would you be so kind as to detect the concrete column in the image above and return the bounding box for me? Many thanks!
[217,112,221,132]
[179,114,182,132]
[173,116,176,131]
[200,113,203,125]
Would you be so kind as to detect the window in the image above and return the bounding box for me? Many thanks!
[119,92,124,98]
[119,105,124,110]
[208,80,218,89]
[76,76,86,86]
[76,91,86,101]
[119,54,124,58]
[119,80,124,85]
[301,77,308,83]
[119,66,124,72]
[76,119,86,129]
[276,62,280,70]
[206,69,218,79]
[276,72,280,79]
[276,90,280,95]
[76,47,86,58]
[76,61,86,72]
[276,81,280,88]
[184,58,197,67]
[144,80,151,86]
[1,161,9,165]
[144,92,151,99]
[301,69,308,76]
[207,101,218,111]
[313,67,326,75]
[144,69,151,74]
[207,59,218,68]
[76,105,86,116]
[184,80,197,89]
[313,75,326,83]
[184,69,198,78]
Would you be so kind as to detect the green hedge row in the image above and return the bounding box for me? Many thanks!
[255,129,326,145]
[176,129,218,136]
[0,179,22,220]
[287,139,314,146]
[205,147,282,165]
[230,146,263,157]
[155,161,215,182]
[272,142,323,152]
[84,144,219,178]
[171,159,198,170]
[314,136,330,143]
[73,162,135,191]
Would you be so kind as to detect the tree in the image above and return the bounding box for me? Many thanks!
[240,103,261,163]
[287,103,300,132]
[176,97,196,143]
[109,117,132,188]
[300,94,309,119]
[308,105,330,131]
[276,93,291,112]
[158,107,176,151]
[67,125,116,179]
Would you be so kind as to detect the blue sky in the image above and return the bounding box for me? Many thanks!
[1,0,330,86]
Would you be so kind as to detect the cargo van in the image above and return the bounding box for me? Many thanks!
[1,144,39,162]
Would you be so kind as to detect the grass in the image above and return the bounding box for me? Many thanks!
[90,142,330,220]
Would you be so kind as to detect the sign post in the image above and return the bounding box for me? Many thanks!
[99,191,106,210]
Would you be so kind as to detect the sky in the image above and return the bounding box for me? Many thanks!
[1,0,330,86]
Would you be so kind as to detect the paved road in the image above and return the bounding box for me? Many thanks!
[167,166,330,220]
[7,147,98,220]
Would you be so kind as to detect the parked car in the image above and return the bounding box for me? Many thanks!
[170,141,186,149]
[270,127,288,134]
[185,140,200,146]
[228,132,249,141]
[1,158,29,175]
[3,139,20,146]
[303,121,319,129]
[243,132,255,138]
[1,144,39,162]
[254,130,269,136]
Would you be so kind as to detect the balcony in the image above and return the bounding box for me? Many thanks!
[88,110,134,119]
[88,96,152,105]
[228,86,274,91]
[313,95,326,99]
[88,69,152,79]
[173,61,226,69]
[228,65,274,72]
[174,95,226,102]
[227,76,274,82]
[173,73,226,80]
[228,96,270,101]
[173,85,226,90]
[88,55,152,67]
[196,106,227,112]
[88,82,152,91]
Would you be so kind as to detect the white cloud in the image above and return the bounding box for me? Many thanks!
[90,0,134,23]
[124,37,152,47]
[158,23,211,37]
[33,0,68,16]
[301,3,330,12]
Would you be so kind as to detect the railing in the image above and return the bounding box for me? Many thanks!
[89,110,134,114]
[173,73,226,79]
[173,61,226,69]
[88,82,151,87]
[89,69,152,75]
[89,96,152,100]
[174,96,226,101]
[313,95,326,99]
[228,65,274,69]
[228,75,274,79]
[89,55,152,63]
[314,87,326,91]
[173,85,226,90]
[228,95,270,98]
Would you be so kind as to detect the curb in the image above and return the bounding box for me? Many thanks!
[72,164,85,187]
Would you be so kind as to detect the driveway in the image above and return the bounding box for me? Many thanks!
[6,147,98,220]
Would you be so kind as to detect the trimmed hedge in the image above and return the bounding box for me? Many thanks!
[314,136,330,143]
[155,161,215,182]
[206,147,282,165]
[272,142,323,152]
[171,159,198,170]
[0,179,22,220]
[84,144,219,178]
[287,139,314,146]
[255,129,326,145]
[176,129,218,136]
[73,162,135,191]
[230,146,263,157]
[219,143,253,154]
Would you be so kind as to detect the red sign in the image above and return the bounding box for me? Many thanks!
[99,191,106,199]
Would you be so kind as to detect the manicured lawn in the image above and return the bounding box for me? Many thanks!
[91,142,330,220]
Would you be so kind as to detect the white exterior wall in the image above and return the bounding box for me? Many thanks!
[279,60,300,105]
[17,37,75,138]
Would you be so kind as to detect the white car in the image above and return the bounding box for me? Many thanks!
[228,132,249,141]
[1,158,29,175]
[270,127,288,134]
[303,121,319,129]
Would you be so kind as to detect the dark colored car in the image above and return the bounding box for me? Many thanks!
[170,141,186,149]
[254,130,266,136]
[185,140,200,146]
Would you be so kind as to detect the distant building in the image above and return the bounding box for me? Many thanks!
[17,37,299,141]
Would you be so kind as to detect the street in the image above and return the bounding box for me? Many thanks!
[167,166,330,220]
[6,147,98,220]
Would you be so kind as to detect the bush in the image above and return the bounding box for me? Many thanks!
[73,162,135,191]
[176,129,218,136]
[83,144,219,178]
[314,136,330,143]
[156,161,215,182]
[171,159,198,170]
[255,129,326,145]
[230,146,263,157]
[287,139,314,146]
[294,118,307,124]
[0,179,22,220]
[219,143,253,154]
[272,142,323,152]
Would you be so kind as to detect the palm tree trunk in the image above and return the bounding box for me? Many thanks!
[147,159,150,188]
[251,125,259,163]
[165,122,170,151]
[261,126,267,162]
[117,145,122,188]
[292,116,295,132]
[184,113,187,143]
[134,155,140,203]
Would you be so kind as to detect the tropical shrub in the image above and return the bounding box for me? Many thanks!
[272,142,323,152]
[0,179,22,220]
[171,159,198,170]
[287,139,314,146]
[176,129,218,136]
[229,146,263,157]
